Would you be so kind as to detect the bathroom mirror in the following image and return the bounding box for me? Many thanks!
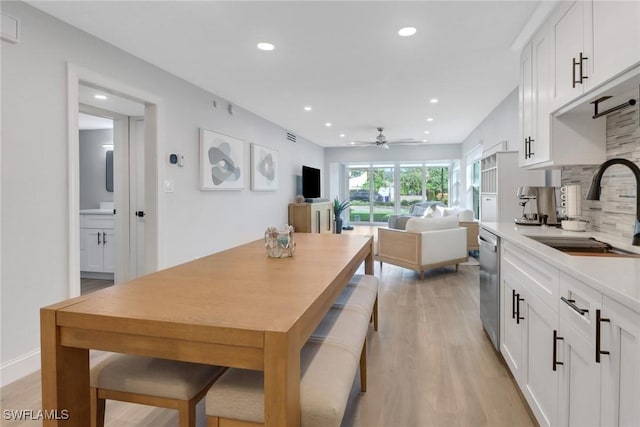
[106,150,113,192]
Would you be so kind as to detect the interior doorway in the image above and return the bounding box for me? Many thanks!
[67,64,162,297]
[78,91,146,294]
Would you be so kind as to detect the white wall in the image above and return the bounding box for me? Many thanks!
[458,88,519,209]
[79,129,114,210]
[460,88,519,155]
[0,1,323,385]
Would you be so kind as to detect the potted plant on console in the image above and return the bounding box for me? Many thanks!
[333,198,351,234]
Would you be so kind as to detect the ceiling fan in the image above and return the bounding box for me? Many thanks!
[349,127,420,149]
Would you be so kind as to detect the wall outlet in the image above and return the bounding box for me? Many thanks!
[164,179,175,193]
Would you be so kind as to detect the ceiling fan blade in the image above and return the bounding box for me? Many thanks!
[386,138,415,144]
[389,141,429,146]
[382,143,390,149]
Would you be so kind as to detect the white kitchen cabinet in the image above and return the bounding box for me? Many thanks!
[550,1,591,111]
[590,1,640,90]
[501,259,525,381]
[600,296,640,427]
[80,214,115,274]
[556,272,640,427]
[558,313,602,427]
[501,242,560,427]
[519,24,551,167]
[550,0,640,111]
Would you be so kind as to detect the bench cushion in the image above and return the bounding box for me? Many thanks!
[205,340,357,427]
[91,354,224,400]
[334,275,378,318]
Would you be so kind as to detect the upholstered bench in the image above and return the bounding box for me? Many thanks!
[90,354,225,427]
[337,274,379,331]
[205,274,379,427]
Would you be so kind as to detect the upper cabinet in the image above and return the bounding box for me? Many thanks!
[519,24,551,167]
[550,1,591,111]
[590,1,640,90]
[518,0,640,169]
[551,0,640,111]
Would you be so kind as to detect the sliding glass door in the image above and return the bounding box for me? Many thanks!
[347,162,452,224]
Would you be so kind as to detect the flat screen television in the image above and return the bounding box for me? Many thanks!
[302,165,321,199]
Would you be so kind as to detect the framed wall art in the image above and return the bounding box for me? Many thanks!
[200,128,245,190]
[250,143,278,191]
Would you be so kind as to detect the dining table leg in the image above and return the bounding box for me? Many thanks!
[264,331,301,427]
[40,307,90,426]
[365,238,374,275]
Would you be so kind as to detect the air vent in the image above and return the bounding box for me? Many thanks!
[286,132,297,143]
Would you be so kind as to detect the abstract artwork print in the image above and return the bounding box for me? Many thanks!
[200,129,245,190]
[251,143,278,191]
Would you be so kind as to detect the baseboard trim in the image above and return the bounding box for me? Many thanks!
[0,348,40,388]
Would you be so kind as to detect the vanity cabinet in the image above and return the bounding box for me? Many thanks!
[80,214,115,273]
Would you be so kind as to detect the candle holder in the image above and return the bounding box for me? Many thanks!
[264,225,295,258]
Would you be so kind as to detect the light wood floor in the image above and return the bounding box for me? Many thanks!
[81,277,114,295]
[0,261,534,427]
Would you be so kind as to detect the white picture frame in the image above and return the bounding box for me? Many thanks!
[200,128,245,190]
[250,143,278,191]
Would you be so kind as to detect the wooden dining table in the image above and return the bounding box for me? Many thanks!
[40,233,374,426]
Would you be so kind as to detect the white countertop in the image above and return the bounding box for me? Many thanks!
[481,222,640,313]
[79,209,114,215]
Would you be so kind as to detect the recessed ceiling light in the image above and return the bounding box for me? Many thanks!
[94,94,108,100]
[257,42,275,51]
[350,141,356,145]
[422,140,429,143]
[339,134,345,138]
[398,27,417,37]
[325,122,332,127]
[424,130,430,134]
[427,117,434,122]
[304,106,312,111]
[430,98,439,104]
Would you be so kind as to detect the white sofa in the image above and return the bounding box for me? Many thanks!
[377,216,468,279]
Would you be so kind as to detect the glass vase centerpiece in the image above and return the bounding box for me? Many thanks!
[264,225,295,258]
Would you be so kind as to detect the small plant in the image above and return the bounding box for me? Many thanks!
[333,198,351,218]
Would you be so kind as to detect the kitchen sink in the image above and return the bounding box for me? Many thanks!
[525,236,640,258]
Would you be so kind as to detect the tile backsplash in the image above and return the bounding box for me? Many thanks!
[561,105,640,240]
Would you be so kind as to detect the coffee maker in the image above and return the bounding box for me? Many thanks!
[515,186,559,226]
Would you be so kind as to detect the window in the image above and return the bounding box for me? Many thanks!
[346,162,453,224]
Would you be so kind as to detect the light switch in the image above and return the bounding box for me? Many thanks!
[164,179,175,193]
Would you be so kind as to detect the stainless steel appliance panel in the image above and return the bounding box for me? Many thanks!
[479,227,500,351]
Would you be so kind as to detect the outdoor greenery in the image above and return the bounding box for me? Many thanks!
[347,165,450,223]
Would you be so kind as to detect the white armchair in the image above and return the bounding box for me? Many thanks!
[376,216,468,279]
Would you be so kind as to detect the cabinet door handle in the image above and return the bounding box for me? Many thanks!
[572,56,579,88]
[553,329,564,371]
[516,293,525,324]
[103,232,107,244]
[596,309,610,363]
[561,296,589,315]
[578,52,588,85]
[97,232,102,245]
[524,137,529,159]
[528,137,534,157]
[512,289,517,319]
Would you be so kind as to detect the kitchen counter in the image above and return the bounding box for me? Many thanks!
[481,222,640,313]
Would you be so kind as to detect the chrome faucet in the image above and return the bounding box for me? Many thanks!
[586,158,640,246]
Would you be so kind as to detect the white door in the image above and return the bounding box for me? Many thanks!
[501,262,524,383]
[129,116,145,277]
[82,228,103,272]
[102,228,116,273]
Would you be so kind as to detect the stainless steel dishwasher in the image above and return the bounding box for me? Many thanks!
[479,227,500,351]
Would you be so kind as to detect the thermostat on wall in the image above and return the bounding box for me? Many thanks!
[169,153,184,166]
